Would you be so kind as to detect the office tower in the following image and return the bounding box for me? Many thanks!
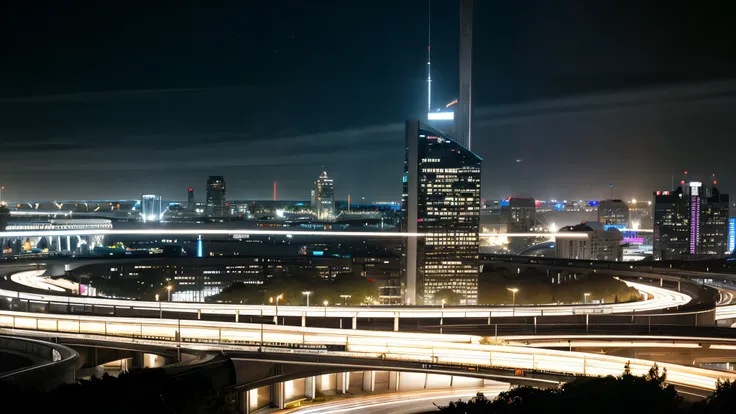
[456,0,473,150]
[502,197,536,253]
[187,187,195,210]
[141,194,162,222]
[315,171,335,220]
[556,222,623,261]
[0,204,9,231]
[310,190,316,212]
[403,120,481,305]
[598,199,630,230]
[206,176,226,217]
[729,218,735,254]
[653,182,730,260]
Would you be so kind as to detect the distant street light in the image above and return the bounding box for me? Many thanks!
[584,292,591,304]
[507,288,519,317]
[441,299,446,334]
[166,285,172,302]
[269,294,284,325]
[302,291,312,307]
[155,294,159,302]
[323,300,329,327]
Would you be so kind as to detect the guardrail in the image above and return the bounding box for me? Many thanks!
[0,335,79,390]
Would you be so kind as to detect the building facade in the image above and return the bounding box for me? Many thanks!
[206,176,227,217]
[653,182,730,260]
[501,197,536,253]
[141,194,162,222]
[187,187,195,210]
[598,199,630,230]
[555,222,622,261]
[314,171,335,220]
[403,120,481,305]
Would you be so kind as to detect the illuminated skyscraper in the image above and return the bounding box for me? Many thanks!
[206,176,226,217]
[456,0,474,150]
[653,182,729,260]
[314,171,335,220]
[728,218,735,254]
[598,199,630,230]
[141,194,162,222]
[187,187,195,210]
[403,120,481,305]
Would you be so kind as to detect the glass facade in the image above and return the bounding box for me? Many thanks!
[653,184,729,260]
[206,176,226,217]
[315,171,335,220]
[403,121,481,305]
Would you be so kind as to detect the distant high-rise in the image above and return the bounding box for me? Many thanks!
[456,0,474,150]
[0,204,9,231]
[315,171,335,220]
[187,187,195,210]
[653,182,729,260]
[206,176,226,217]
[502,197,536,253]
[598,199,630,230]
[403,120,481,305]
[141,194,162,222]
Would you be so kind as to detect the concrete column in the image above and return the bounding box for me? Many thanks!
[660,278,663,287]
[336,372,350,394]
[301,312,306,327]
[237,390,250,414]
[272,382,285,409]
[394,312,399,332]
[197,309,201,320]
[235,310,239,323]
[131,351,145,369]
[57,236,62,252]
[362,370,375,392]
[66,235,71,251]
[305,376,317,399]
[677,280,681,291]
[389,371,401,392]
[352,315,357,330]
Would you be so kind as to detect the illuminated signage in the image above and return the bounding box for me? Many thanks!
[427,111,454,121]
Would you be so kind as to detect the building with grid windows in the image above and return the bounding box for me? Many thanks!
[402,120,481,305]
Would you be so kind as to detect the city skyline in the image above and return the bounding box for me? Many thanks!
[1,2,735,201]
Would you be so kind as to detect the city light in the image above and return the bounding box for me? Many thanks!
[427,111,454,120]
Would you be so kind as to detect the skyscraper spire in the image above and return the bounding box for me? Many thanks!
[427,0,432,113]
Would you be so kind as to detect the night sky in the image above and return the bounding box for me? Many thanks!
[1,1,735,202]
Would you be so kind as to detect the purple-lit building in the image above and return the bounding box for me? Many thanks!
[653,182,729,260]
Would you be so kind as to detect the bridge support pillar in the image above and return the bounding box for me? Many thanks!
[352,316,357,329]
[236,310,239,323]
[660,278,663,287]
[336,372,350,394]
[362,370,375,392]
[236,390,249,414]
[305,376,317,399]
[677,280,681,292]
[393,313,399,332]
[197,309,201,320]
[389,371,400,392]
[271,382,285,409]
[131,351,145,369]
[301,312,306,327]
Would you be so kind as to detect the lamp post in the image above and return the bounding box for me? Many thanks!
[440,298,446,334]
[323,300,328,327]
[507,288,519,318]
[302,291,312,307]
[340,294,351,306]
[166,285,172,302]
[584,292,591,304]
[269,294,283,326]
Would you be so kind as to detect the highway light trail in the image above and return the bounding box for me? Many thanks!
[5,270,691,319]
[0,310,734,391]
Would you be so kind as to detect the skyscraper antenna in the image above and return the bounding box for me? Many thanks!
[427,0,432,113]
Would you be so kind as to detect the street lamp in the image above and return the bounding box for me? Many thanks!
[166,285,172,301]
[584,292,591,304]
[269,294,284,325]
[155,294,159,302]
[340,294,351,306]
[440,299,446,334]
[302,291,312,307]
[323,300,329,327]
[507,288,519,317]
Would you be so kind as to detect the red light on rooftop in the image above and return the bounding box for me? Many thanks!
[188,187,193,191]
[684,171,688,175]
[714,180,718,185]
[680,180,685,185]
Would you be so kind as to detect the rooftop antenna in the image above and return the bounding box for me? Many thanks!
[427,0,432,114]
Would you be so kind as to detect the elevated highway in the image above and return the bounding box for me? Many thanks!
[0,335,79,390]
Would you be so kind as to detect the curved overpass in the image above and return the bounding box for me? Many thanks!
[0,335,79,390]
